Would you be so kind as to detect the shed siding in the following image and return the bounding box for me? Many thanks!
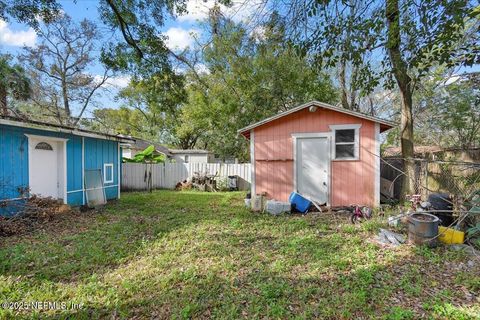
[0,124,120,212]
[253,108,377,207]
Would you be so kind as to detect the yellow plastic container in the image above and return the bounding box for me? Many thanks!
[438,226,465,244]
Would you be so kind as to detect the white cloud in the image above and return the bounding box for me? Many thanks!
[0,20,37,47]
[195,63,210,74]
[94,75,131,88]
[443,75,460,86]
[250,25,266,41]
[178,0,264,23]
[165,27,199,50]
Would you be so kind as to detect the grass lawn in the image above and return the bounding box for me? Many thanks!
[0,191,479,319]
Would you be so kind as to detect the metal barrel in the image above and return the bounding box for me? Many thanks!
[407,213,440,247]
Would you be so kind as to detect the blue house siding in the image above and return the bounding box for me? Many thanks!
[0,125,29,202]
[66,135,83,204]
[0,123,122,214]
[84,137,119,201]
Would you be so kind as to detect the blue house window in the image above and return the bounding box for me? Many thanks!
[104,163,114,184]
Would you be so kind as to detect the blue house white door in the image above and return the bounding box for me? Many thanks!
[26,135,68,202]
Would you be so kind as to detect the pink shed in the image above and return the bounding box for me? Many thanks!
[238,101,394,207]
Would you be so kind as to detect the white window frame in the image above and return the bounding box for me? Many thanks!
[104,163,114,184]
[329,124,361,160]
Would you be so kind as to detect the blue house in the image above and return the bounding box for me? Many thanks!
[0,116,133,214]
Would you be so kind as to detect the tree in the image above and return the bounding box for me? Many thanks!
[85,107,154,138]
[0,0,60,29]
[413,72,480,149]
[98,0,232,79]
[84,71,186,141]
[20,14,109,125]
[281,0,479,197]
[0,55,31,116]
[174,14,338,160]
[98,0,186,78]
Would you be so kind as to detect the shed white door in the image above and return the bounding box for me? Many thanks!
[28,136,65,200]
[296,137,329,204]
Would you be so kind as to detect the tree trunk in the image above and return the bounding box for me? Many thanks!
[0,83,8,116]
[61,76,71,123]
[339,59,350,109]
[386,0,415,199]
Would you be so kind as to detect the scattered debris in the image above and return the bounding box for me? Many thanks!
[265,200,291,215]
[0,196,75,237]
[449,244,480,257]
[388,213,410,227]
[175,179,192,191]
[176,171,218,192]
[84,169,106,207]
[251,194,264,212]
[438,226,465,244]
[377,228,406,246]
[407,213,440,247]
[289,192,311,214]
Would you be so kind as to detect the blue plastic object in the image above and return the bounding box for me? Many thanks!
[289,192,311,213]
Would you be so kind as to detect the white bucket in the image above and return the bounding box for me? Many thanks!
[251,195,263,212]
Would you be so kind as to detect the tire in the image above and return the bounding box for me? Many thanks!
[351,214,360,224]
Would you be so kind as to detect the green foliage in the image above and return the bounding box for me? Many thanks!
[86,107,154,138]
[412,71,480,148]
[84,71,187,143]
[123,145,165,163]
[0,54,31,113]
[174,14,337,160]
[0,0,60,29]
[304,1,478,88]
[98,0,184,77]
[386,306,415,320]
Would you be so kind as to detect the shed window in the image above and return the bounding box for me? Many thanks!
[184,155,189,163]
[104,163,114,184]
[330,125,361,160]
[35,142,53,151]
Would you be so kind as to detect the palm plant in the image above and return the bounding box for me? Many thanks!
[123,145,165,192]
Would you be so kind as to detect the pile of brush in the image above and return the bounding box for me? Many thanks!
[175,171,218,192]
[0,195,73,237]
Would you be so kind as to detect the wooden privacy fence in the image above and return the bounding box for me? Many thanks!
[121,162,251,191]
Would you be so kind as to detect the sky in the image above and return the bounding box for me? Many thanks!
[0,0,265,115]
[0,0,478,116]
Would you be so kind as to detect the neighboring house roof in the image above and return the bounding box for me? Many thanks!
[238,101,396,138]
[125,138,172,157]
[0,116,134,143]
[169,149,211,154]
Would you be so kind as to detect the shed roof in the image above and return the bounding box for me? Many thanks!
[0,116,134,143]
[238,101,396,138]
